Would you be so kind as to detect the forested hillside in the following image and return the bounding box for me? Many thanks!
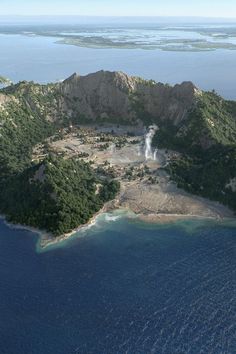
[153,91,236,211]
[0,71,235,236]
[0,156,119,235]
[0,78,120,235]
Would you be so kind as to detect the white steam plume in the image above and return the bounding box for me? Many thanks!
[145,125,158,160]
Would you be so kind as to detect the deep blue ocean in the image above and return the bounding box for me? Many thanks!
[0,22,236,353]
[0,216,235,354]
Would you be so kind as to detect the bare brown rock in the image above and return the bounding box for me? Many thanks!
[60,70,200,125]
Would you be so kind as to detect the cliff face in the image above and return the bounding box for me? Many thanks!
[60,70,200,125]
[0,71,235,223]
[0,70,200,127]
[61,71,136,121]
[1,70,235,152]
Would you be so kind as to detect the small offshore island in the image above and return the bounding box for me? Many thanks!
[0,70,235,248]
[0,75,12,85]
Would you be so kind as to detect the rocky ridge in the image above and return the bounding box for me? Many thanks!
[0,70,235,236]
[60,70,201,125]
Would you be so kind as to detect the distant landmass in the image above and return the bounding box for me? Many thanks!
[0,75,12,85]
[0,70,235,240]
[2,22,236,52]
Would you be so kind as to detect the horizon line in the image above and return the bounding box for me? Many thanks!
[1,15,236,19]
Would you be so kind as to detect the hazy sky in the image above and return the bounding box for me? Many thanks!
[0,0,236,18]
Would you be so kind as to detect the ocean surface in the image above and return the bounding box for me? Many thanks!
[1,22,236,98]
[0,215,235,354]
[0,21,236,353]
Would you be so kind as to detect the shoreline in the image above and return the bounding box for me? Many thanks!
[38,205,108,251]
[1,204,235,252]
[24,211,236,251]
[22,122,235,251]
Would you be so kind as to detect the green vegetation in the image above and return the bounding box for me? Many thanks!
[129,92,153,125]
[0,156,120,236]
[0,81,70,178]
[0,75,12,85]
[0,99,55,176]
[154,92,236,152]
[0,76,235,235]
[0,82,120,236]
[153,92,236,211]
[168,146,236,211]
[57,36,236,52]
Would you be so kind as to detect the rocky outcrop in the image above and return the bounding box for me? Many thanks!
[61,71,137,121]
[60,70,201,125]
[134,80,201,125]
[0,93,12,109]
[0,70,201,126]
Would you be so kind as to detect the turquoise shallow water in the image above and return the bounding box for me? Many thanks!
[0,215,235,353]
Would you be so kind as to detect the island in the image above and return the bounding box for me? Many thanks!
[0,70,235,246]
[0,75,12,85]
